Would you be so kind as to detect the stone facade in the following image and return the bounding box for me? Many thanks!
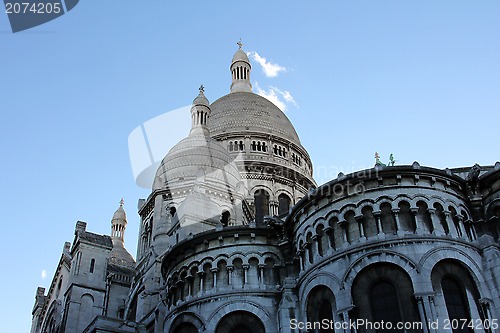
[31,45,500,333]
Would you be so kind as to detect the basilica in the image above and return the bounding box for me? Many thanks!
[31,45,500,333]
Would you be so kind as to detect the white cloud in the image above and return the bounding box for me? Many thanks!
[248,51,286,78]
[41,270,47,280]
[254,82,298,112]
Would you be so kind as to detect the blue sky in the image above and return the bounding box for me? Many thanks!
[1,1,499,331]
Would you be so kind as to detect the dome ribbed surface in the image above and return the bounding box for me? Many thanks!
[208,92,301,143]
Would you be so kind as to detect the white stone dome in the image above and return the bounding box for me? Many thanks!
[153,130,241,192]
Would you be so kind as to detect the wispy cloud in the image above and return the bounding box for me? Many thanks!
[248,51,286,78]
[254,82,298,112]
[41,270,47,280]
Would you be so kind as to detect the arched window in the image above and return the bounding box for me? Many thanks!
[277,193,291,216]
[371,281,403,331]
[254,189,269,225]
[431,259,486,333]
[442,276,472,333]
[221,210,230,227]
[417,201,433,234]
[352,263,420,333]
[307,286,336,333]
[215,311,265,333]
[398,201,416,233]
[89,259,95,273]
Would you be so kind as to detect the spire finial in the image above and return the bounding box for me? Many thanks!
[237,38,243,49]
[199,84,204,93]
[119,198,124,207]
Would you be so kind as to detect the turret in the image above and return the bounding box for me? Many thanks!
[111,199,127,247]
[230,40,252,93]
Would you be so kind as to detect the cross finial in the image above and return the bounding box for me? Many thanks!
[119,198,124,207]
[237,38,243,49]
[199,84,204,93]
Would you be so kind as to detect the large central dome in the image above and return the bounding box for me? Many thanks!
[208,91,301,144]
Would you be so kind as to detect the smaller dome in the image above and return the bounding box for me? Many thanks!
[153,87,241,192]
[193,85,209,106]
[232,48,250,64]
[111,199,126,223]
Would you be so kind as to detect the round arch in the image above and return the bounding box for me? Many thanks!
[351,263,421,333]
[214,311,265,333]
[206,301,275,332]
[165,312,205,333]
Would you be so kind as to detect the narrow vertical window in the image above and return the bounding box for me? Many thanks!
[278,194,291,216]
[89,259,95,273]
[254,189,269,225]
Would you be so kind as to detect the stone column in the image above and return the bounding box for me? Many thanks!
[242,264,249,287]
[258,264,265,287]
[415,296,430,333]
[211,268,218,289]
[392,208,403,235]
[267,136,272,156]
[324,226,335,250]
[444,211,459,238]
[244,136,250,153]
[478,298,497,333]
[411,208,421,234]
[336,306,355,333]
[428,208,445,236]
[355,214,366,241]
[339,220,349,247]
[456,215,467,240]
[311,235,319,257]
[227,265,234,287]
[296,251,303,271]
[186,275,193,298]
[197,271,205,295]
[373,210,384,237]
[468,220,477,240]
[268,200,276,216]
